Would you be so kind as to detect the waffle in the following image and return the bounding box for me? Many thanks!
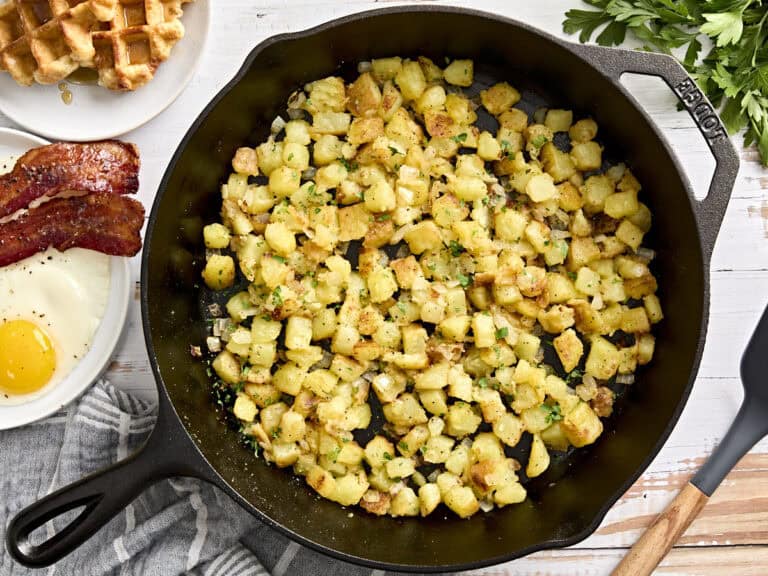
[0,0,194,91]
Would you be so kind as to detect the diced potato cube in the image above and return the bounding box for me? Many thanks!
[621,307,651,333]
[403,220,442,254]
[386,457,416,479]
[493,412,524,447]
[347,72,382,116]
[202,255,235,290]
[419,483,442,516]
[371,57,402,83]
[264,222,296,256]
[569,118,598,142]
[410,363,448,392]
[525,173,557,202]
[312,112,352,135]
[449,176,487,202]
[526,434,550,478]
[203,223,231,249]
[269,165,301,198]
[422,434,455,463]
[362,179,394,213]
[383,393,428,427]
[333,472,369,506]
[472,313,496,348]
[390,486,420,517]
[444,486,479,518]
[604,191,639,219]
[307,465,337,499]
[366,268,397,303]
[272,363,305,396]
[616,219,645,251]
[585,336,620,380]
[443,59,474,87]
[395,60,427,101]
[445,402,482,437]
[638,333,655,365]
[544,109,573,132]
[284,316,312,349]
[562,401,603,447]
[233,394,257,422]
[303,369,338,398]
[365,435,395,468]
[312,308,337,341]
[553,329,584,373]
[480,82,521,115]
[571,141,602,171]
[644,294,663,324]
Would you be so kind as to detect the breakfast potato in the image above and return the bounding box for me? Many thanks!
[202,254,235,290]
[204,55,661,520]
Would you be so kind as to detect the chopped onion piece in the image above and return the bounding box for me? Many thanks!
[301,166,317,180]
[479,499,494,513]
[390,222,416,245]
[206,336,222,353]
[357,60,372,73]
[551,229,571,240]
[271,115,286,134]
[287,108,305,120]
[287,90,306,109]
[616,373,636,385]
[636,247,656,261]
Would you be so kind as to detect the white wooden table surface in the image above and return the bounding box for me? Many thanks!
[3,1,768,574]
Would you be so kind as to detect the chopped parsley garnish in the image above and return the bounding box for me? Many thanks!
[271,427,282,439]
[272,255,287,263]
[271,286,283,306]
[495,327,509,340]
[398,440,409,452]
[531,135,549,149]
[448,240,465,257]
[500,139,516,159]
[376,213,391,221]
[542,403,563,424]
[457,273,473,288]
[478,377,489,388]
[337,157,358,171]
[389,146,400,155]
[382,452,393,461]
[565,368,584,385]
[451,132,468,144]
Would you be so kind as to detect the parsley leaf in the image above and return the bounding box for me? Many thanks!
[448,240,465,257]
[451,132,468,144]
[457,273,473,288]
[542,403,563,425]
[495,327,509,340]
[563,0,768,165]
[337,157,358,171]
[531,134,549,149]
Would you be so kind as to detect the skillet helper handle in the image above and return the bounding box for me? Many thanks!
[611,482,708,576]
[6,407,204,568]
[570,44,740,256]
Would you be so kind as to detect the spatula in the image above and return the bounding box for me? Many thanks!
[613,303,768,576]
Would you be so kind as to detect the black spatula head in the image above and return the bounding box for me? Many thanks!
[741,304,768,403]
[693,303,768,495]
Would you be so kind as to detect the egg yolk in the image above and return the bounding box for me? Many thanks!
[0,320,56,396]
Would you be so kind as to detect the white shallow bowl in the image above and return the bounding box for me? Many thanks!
[0,128,132,429]
[0,0,209,141]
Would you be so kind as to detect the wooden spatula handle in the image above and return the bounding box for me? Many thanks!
[612,482,709,576]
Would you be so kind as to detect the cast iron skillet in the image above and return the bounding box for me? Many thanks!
[7,6,739,573]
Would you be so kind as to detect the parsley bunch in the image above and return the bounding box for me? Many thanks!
[563,0,768,165]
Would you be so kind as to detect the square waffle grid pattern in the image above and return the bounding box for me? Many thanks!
[0,0,192,91]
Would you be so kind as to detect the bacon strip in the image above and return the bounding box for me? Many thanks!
[0,141,140,218]
[0,193,145,267]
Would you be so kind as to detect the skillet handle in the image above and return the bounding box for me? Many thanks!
[5,402,208,568]
[570,44,740,257]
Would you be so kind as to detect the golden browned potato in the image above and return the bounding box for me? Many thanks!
[202,54,661,520]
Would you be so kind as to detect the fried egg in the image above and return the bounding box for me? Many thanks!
[0,248,111,405]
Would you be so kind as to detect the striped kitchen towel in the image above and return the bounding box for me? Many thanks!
[0,380,442,576]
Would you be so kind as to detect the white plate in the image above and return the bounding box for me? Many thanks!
[0,0,209,141]
[0,128,132,429]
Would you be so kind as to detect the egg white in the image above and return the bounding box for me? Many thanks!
[0,248,111,405]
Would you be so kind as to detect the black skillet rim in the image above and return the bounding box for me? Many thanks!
[141,5,716,572]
